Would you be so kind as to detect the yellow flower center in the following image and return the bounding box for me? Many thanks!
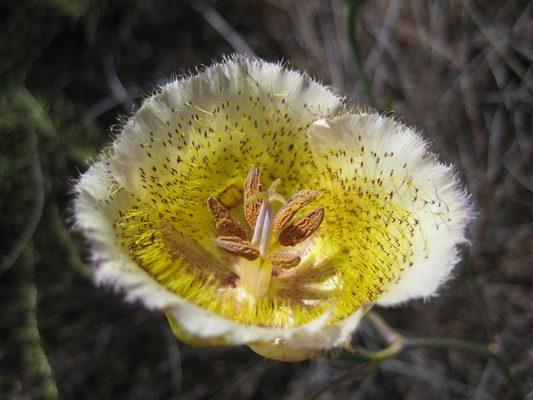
[209,166,324,301]
[108,79,421,329]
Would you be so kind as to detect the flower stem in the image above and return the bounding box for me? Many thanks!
[344,0,377,110]
[403,337,522,399]
[324,311,523,399]
[18,246,60,399]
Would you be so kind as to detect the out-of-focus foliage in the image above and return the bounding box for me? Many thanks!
[0,1,531,399]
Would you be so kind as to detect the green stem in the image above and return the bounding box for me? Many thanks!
[19,247,60,399]
[404,337,522,399]
[325,312,523,399]
[344,0,377,109]
[49,205,92,279]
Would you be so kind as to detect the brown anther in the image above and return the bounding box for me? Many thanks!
[267,252,301,269]
[213,236,260,260]
[243,165,263,228]
[207,196,247,240]
[216,218,248,240]
[278,207,324,247]
[272,189,320,232]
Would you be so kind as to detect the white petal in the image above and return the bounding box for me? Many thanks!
[76,162,366,354]
[109,56,342,197]
[74,57,362,356]
[308,113,472,305]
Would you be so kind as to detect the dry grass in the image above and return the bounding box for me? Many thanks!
[0,0,531,399]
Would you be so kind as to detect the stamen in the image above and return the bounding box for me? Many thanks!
[216,219,248,241]
[208,166,326,301]
[267,252,301,270]
[272,190,320,233]
[207,196,247,240]
[243,165,263,228]
[214,236,260,260]
[278,208,325,247]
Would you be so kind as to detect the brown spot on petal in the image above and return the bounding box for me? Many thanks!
[243,165,263,228]
[267,252,301,269]
[214,236,260,260]
[278,208,324,247]
[207,197,247,240]
[272,189,320,232]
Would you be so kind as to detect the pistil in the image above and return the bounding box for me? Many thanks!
[251,179,283,256]
[251,202,267,245]
[259,202,273,257]
[209,166,324,301]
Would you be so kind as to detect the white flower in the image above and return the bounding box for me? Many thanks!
[74,56,472,361]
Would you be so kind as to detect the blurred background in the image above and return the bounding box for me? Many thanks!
[0,0,531,399]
